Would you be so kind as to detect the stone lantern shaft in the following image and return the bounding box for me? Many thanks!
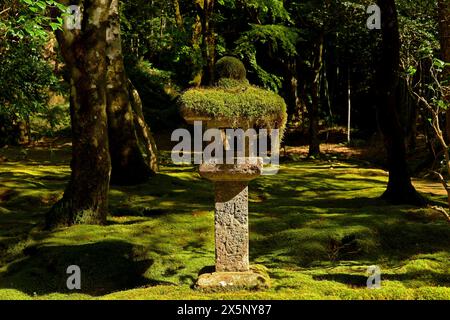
[199,158,262,273]
[214,181,249,272]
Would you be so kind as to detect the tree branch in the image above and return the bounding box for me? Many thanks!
[430,205,450,223]
[0,8,11,15]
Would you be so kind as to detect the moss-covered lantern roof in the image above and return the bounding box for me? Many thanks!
[179,57,287,131]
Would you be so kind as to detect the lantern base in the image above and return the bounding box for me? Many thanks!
[195,265,270,291]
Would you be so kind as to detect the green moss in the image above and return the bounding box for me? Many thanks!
[216,78,250,89]
[180,85,287,131]
[215,56,247,81]
[1,145,450,300]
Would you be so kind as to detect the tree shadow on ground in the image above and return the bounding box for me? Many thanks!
[109,170,213,217]
[312,274,370,287]
[0,240,165,296]
[249,192,450,268]
[0,145,72,165]
[247,165,449,269]
[382,271,450,286]
[312,270,450,288]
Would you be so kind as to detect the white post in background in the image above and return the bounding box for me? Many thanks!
[347,67,351,144]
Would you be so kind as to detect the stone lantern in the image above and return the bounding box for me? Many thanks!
[179,57,287,290]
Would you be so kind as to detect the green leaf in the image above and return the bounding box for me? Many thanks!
[407,66,417,76]
[55,2,68,12]
[437,99,448,110]
[36,1,47,10]
[433,58,445,69]
[49,22,60,31]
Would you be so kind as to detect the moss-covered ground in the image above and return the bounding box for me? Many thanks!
[0,143,449,300]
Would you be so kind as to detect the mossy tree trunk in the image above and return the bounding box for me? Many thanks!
[129,80,159,175]
[47,0,112,228]
[376,0,424,206]
[106,0,158,185]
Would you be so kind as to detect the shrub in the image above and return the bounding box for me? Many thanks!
[215,56,247,81]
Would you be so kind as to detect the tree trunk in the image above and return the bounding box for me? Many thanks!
[129,80,159,174]
[307,33,323,157]
[173,0,184,31]
[295,55,309,133]
[0,115,28,147]
[196,0,215,86]
[439,0,450,140]
[205,0,215,85]
[283,58,300,123]
[106,0,158,185]
[190,0,204,86]
[376,0,424,206]
[47,0,113,228]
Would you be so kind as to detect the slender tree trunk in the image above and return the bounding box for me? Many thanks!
[347,66,351,143]
[173,0,184,31]
[307,33,323,157]
[47,0,113,228]
[190,0,204,86]
[283,58,300,123]
[376,0,424,205]
[439,0,450,140]
[129,80,159,174]
[296,55,309,132]
[106,0,158,185]
[193,0,216,86]
[195,0,215,86]
[297,82,308,132]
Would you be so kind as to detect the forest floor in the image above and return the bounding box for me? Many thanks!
[0,140,449,300]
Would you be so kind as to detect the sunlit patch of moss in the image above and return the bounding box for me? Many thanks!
[0,289,32,300]
[0,152,449,299]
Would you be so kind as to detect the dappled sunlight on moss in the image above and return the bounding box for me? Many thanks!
[0,156,449,299]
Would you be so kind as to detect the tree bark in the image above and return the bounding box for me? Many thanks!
[204,0,215,86]
[106,0,158,185]
[129,80,159,174]
[376,0,424,206]
[307,33,323,157]
[283,58,300,123]
[47,0,113,228]
[172,0,184,31]
[190,0,204,86]
[196,0,215,86]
